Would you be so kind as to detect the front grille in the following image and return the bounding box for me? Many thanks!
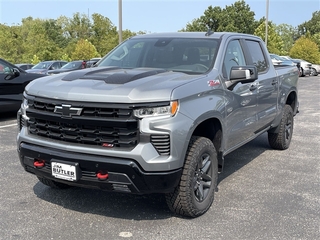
[32,101,131,118]
[26,98,139,149]
[18,112,24,131]
[151,135,170,155]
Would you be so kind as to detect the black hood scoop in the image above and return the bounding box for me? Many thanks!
[62,67,167,84]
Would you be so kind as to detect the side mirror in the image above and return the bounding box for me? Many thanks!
[4,67,20,80]
[226,65,258,89]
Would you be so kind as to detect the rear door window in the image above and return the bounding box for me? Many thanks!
[245,40,268,73]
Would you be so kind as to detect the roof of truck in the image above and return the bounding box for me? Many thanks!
[130,32,262,40]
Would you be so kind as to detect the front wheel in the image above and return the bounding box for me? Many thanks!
[165,136,218,218]
[311,68,318,76]
[268,105,294,150]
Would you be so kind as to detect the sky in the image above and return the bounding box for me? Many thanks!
[0,0,319,33]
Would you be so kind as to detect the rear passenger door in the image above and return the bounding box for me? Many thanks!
[244,40,278,129]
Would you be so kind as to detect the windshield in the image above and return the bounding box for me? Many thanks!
[32,62,51,69]
[61,62,82,69]
[97,37,219,74]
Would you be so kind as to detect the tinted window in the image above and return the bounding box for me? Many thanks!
[223,40,246,78]
[51,62,60,70]
[245,40,268,72]
[0,60,11,73]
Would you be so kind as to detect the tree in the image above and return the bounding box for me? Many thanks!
[0,23,23,63]
[181,0,256,34]
[289,36,320,64]
[58,13,91,39]
[218,0,256,33]
[89,13,117,56]
[31,55,41,64]
[297,11,320,37]
[21,17,62,61]
[311,33,320,51]
[71,39,99,60]
[275,24,298,55]
[254,22,283,55]
[43,19,69,49]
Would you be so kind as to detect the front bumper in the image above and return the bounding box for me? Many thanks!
[18,142,182,194]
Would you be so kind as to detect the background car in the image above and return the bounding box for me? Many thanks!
[293,59,312,77]
[15,63,34,70]
[48,60,86,75]
[280,56,304,77]
[0,58,46,113]
[26,60,67,75]
[310,64,319,76]
[270,54,296,66]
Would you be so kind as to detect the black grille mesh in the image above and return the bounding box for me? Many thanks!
[150,135,170,156]
[27,99,139,148]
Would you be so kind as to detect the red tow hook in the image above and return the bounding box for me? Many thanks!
[96,171,109,181]
[34,159,45,168]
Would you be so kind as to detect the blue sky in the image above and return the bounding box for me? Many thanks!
[0,0,319,32]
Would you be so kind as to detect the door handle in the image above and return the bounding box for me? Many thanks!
[249,83,257,91]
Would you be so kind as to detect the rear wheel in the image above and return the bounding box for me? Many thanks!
[165,136,218,217]
[37,176,71,189]
[268,105,294,150]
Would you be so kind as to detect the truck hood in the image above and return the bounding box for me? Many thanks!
[25,67,202,103]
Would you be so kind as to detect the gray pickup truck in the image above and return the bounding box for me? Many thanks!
[17,32,299,217]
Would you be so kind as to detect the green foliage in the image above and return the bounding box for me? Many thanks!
[71,39,99,60]
[297,11,320,36]
[62,12,91,39]
[89,13,118,56]
[289,36,320,64]
[61,53,72,62]
[31,55,40,64]
[254,22,283,55]
[182,0,256,34]
[275,24,299,55]
[311,33,320,51]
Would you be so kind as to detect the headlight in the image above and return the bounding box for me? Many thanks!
[21,97,29,119]
[133,100,179,118]
[22,98,28,109]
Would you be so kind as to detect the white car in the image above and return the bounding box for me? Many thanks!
[311,64,320,76]
[292,59,312,77]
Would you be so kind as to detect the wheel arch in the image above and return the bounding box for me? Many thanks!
[269,89,298,134]
[286,89,298,115]
[186,114,224,172]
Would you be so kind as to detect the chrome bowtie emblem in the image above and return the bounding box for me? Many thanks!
[54,104,83,117]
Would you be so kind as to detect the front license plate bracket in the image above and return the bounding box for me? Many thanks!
[51,160,80,182]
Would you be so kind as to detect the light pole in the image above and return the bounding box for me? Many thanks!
[118,0,122,44]
[265,0,269,46]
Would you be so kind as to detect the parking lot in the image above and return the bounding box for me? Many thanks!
[0,76,319,240]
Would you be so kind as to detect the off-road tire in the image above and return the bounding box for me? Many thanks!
[268,105,294,150]
[37,176,71,189]
[165,136,218,218]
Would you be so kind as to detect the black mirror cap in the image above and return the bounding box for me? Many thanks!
[230,65,258,83]
[13,67,20,77]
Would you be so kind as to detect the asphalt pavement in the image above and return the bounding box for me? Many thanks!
[0,75,319,240]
